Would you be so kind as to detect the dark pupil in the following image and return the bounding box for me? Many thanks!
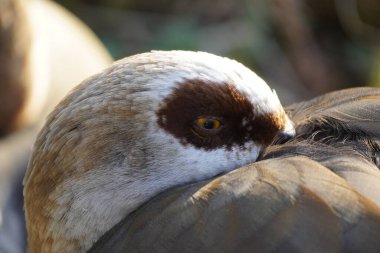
[203,119,215,129]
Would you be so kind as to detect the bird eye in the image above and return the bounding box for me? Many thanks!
[195,117,222,130]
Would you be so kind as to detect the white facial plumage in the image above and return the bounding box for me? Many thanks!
[24,50,294,253]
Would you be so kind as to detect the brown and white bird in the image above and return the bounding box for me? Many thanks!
[89,87,380,253]
[24,50,294,253]
[0,0,112,134]
[0,0,112,252]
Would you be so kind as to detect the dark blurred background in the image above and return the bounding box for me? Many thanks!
[55,0,380,104]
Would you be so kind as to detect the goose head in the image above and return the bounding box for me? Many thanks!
[24,50,294,253]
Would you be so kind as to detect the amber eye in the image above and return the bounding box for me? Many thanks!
[195,117,222,130]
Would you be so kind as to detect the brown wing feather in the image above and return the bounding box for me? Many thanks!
[90,157,380,253]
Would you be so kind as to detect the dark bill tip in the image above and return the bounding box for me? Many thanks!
[273,129,295,145]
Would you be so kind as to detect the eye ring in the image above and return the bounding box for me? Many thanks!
[194,116,223,132]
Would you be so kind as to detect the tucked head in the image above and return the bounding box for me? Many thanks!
[24,50,294,253]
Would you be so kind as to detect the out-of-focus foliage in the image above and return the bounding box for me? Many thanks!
[358,0,380,27]
[55,0,380,104]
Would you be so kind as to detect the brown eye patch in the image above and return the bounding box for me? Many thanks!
[156,79,285,151]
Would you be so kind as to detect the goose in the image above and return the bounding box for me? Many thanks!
[0,0,112,134]
[24,50,294,253]
[0,0,112,252]
[90,87,380,253]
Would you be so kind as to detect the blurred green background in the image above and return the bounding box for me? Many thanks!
[55,0,380,104]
